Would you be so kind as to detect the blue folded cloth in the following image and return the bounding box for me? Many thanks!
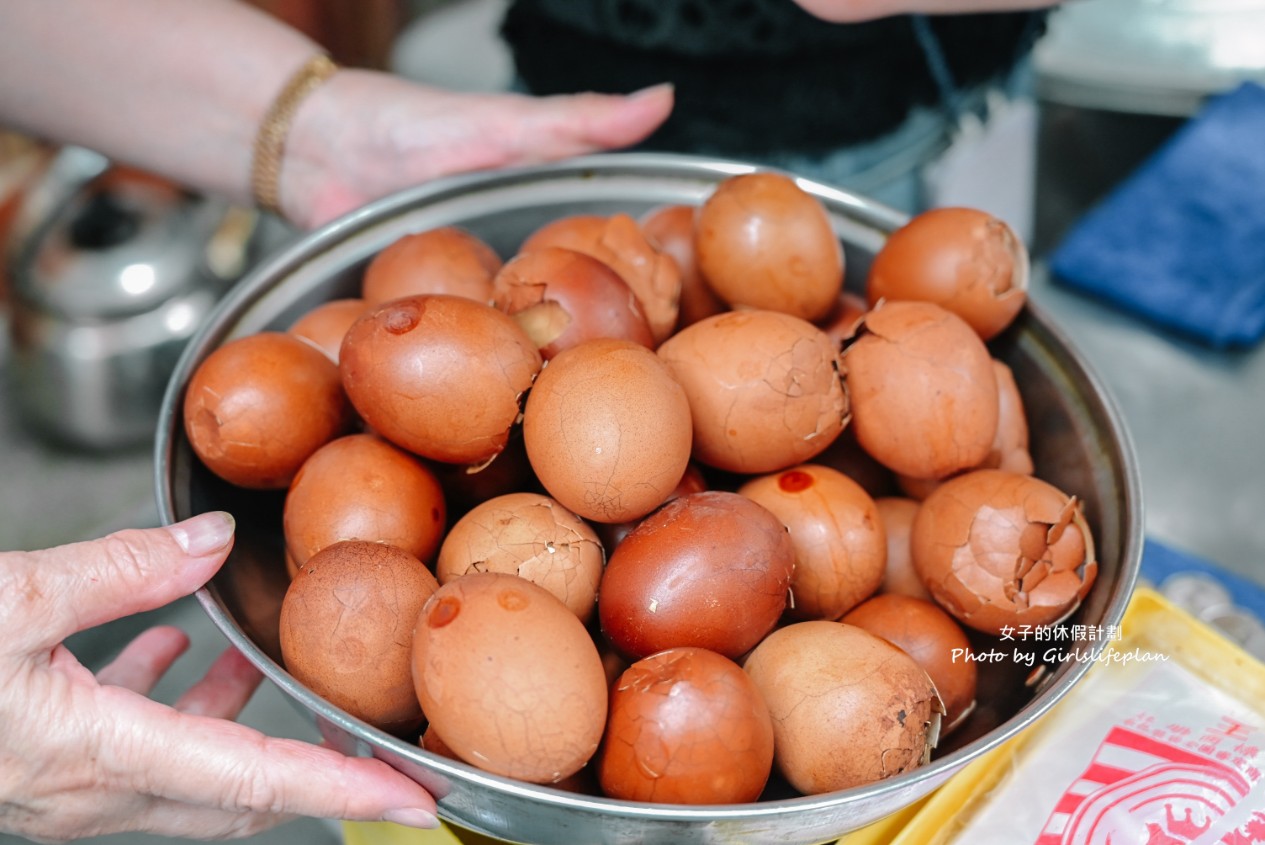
[1049,81,1265,349]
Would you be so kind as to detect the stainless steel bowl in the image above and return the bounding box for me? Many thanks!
[155,154,1142,844]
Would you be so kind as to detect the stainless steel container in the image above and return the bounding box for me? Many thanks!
[6,146,262,450]
[155,154,1142,844]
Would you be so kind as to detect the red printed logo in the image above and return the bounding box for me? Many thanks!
[1036,726,1265,844]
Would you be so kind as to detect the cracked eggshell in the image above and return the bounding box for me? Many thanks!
[491,246,655,359]
[411,572,609,784]
[842,593,977,735]
[866,206,1028,341]
[598,647,775,804]
[640,203,728,331]
[738,464,886,622]
[656,309,849,475]
[280,540,439,735]
[361,225,502,306]
[598,491,795,661]
[842,300,998,481]
[910,469,1098,636]
[340,294,542,466]
[743,620,941,795]
[183,331,353,489]
[435,492,605,623]
[522,338,692,524]
[521,213,682,344]
[694,172,843,322]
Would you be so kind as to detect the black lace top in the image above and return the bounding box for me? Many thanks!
[500,0,1048,158]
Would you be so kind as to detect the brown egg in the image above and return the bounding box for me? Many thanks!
[639,204,727,330]
[842,300,998,480]
[911,469,1098,636]
[340,294,542,465]
[599,491,794,660]
[521,338,692,524]
[866,206,1028,341]
[280,540,439,734]
[183,331,352,489]
[694,172,842,322]
[599,647,775,804]
[521,213,681,343]
[657,310,848,474]
[287,298,370,363]
[436,492,605,623]
[743,620,941,795]
[895,358,1034,500]
[874,497,932,601]
[412,572,609,784]
[985,359,1034,476]
[842,594,977,734]
[738,464,886,621]
[491,246,655,358]
[361,225,501,306]
[284,433,446,569]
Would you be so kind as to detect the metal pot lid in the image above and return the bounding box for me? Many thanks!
[10,157,233,321]
[1034,0,1265,116]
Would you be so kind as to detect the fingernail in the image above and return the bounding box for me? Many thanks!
[381,808,440,830]
[630,82,673,99]
[168,512,236,556]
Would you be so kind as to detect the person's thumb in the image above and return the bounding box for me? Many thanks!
[7,512,235,654]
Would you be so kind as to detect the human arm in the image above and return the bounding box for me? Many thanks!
[0,0,673,229]
[0,512,439,842]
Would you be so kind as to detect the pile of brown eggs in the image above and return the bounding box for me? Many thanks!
[182,172,1099,805]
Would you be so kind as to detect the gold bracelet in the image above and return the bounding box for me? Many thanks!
[251,52,339,216]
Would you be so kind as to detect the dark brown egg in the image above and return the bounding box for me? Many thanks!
[361,225,501,306]
[599,647,774,804]
[287,298,370,362]
[874,497,932,601]
[656,310,848,474]
[598,491,794,660]
[491,246,655,358]
[521,338,692,524]
[911,469,1098,636]
[412,573,609,784]
[866,206,1028,341]
[743,621,941,795]
[340,294,542,465]
[738,464,886,621]
[183,331,352,489]
[694,172,842,322]
[521,213,681,343]
[280,540,439,734]
[842,593,977,734]
[283,433,446,569]
[436,492,605,623]
[842,300,998,481]
[639,204,727,330]
[432,432,537,518]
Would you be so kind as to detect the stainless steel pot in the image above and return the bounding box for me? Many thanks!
[5,146,262,450]
[155,153,1142,844]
